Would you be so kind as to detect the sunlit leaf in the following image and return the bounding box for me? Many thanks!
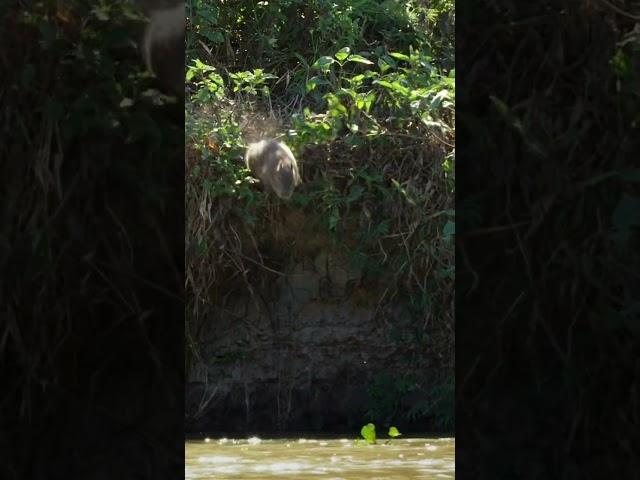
[306,78,319,92]
[335,47,351,62]
[378,58,391,72]
[389,52,410,62]
[374,80,409,95]
[312,56,336,71]
[430,89,449,110]
[347,74,365,85]
[388,426,401,438]
[360,423,376,444]
[346,54,373,65]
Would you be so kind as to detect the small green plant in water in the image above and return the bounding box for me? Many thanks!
[358,423,402,445]
[360,423,376,444]
[385,426,402,445]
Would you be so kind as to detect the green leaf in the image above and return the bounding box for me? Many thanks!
[374,80,409,96]
[326,93,348,117]
[306,78,319,92]
[346,54,373,65]
[293,52,309,68]
[388,426,401,438]
[195,5,219,24]
[378,58,391,73]
[380,54,397,70]
[312,56,336,71]
[389,52,410,62]
[193,59,216,72]
[346,74,365,85]
[360,423,376,444]
[202,30,224,43]
[364,93,376,112]
[611,49,631,79]
[375,80,394,89]
[339,87,357,99]
[430,89,449,110]
[335,47,351,62]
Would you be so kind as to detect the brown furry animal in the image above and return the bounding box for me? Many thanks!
[245,139,302,200]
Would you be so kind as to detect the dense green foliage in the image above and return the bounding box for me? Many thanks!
[186,0,454,432]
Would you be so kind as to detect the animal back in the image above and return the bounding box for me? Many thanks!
[245,140,301,200]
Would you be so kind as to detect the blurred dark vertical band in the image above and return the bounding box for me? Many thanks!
[457,1,640,477]
[0,1,184,478]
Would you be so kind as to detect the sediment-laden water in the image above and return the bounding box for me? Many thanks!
[186,436,454,479]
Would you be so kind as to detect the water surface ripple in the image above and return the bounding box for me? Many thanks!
[186,437,454,479]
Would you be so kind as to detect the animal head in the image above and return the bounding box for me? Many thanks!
[136,0,185,98]
[245,139,302,201]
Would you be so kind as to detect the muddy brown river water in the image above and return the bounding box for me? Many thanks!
[185,437,454,479]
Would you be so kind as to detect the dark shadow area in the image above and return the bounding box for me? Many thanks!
[457,1,640,477]
[0,2,184,478]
